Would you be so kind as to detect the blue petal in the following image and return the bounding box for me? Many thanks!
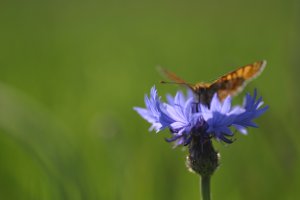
[210,93,221,112]
[133,107,155,123]
[221,95,232,114]
[233,124,248,135]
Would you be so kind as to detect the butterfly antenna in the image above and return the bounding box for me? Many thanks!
[160,80,194,90]
[156,65,195,90]
[160,80,184,84]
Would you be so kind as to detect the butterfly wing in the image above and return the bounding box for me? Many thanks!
[209,60,267,100]
[158,66,194,89]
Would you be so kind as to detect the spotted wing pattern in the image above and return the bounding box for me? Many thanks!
[209,60,267,100]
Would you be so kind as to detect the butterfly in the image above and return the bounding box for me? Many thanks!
[159,60,267,105]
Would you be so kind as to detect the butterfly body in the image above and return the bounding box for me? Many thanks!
[189,83,213,104]
[160,60,266,105]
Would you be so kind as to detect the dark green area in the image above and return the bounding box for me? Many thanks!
[0,0,299,199]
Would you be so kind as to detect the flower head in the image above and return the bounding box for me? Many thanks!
[232,89,269,134]
[200,94,239,143]
[134,86,268,146]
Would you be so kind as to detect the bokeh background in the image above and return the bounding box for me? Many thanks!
[0,0,299,199]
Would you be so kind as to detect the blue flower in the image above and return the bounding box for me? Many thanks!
[133,86,172,132]
[232,89,269,134]
[134,86,268,146]
[200,94,241,143]
[134,87,201,146]
[164,92,202,146]
[199,90,268,142]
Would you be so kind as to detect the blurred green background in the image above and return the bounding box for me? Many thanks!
[0,0,299,199]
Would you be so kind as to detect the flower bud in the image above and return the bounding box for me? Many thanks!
[186,136,219,177]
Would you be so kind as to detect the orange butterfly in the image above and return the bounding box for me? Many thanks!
[160,60,266,104]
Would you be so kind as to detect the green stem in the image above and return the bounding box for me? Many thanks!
[201,175,211,200]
